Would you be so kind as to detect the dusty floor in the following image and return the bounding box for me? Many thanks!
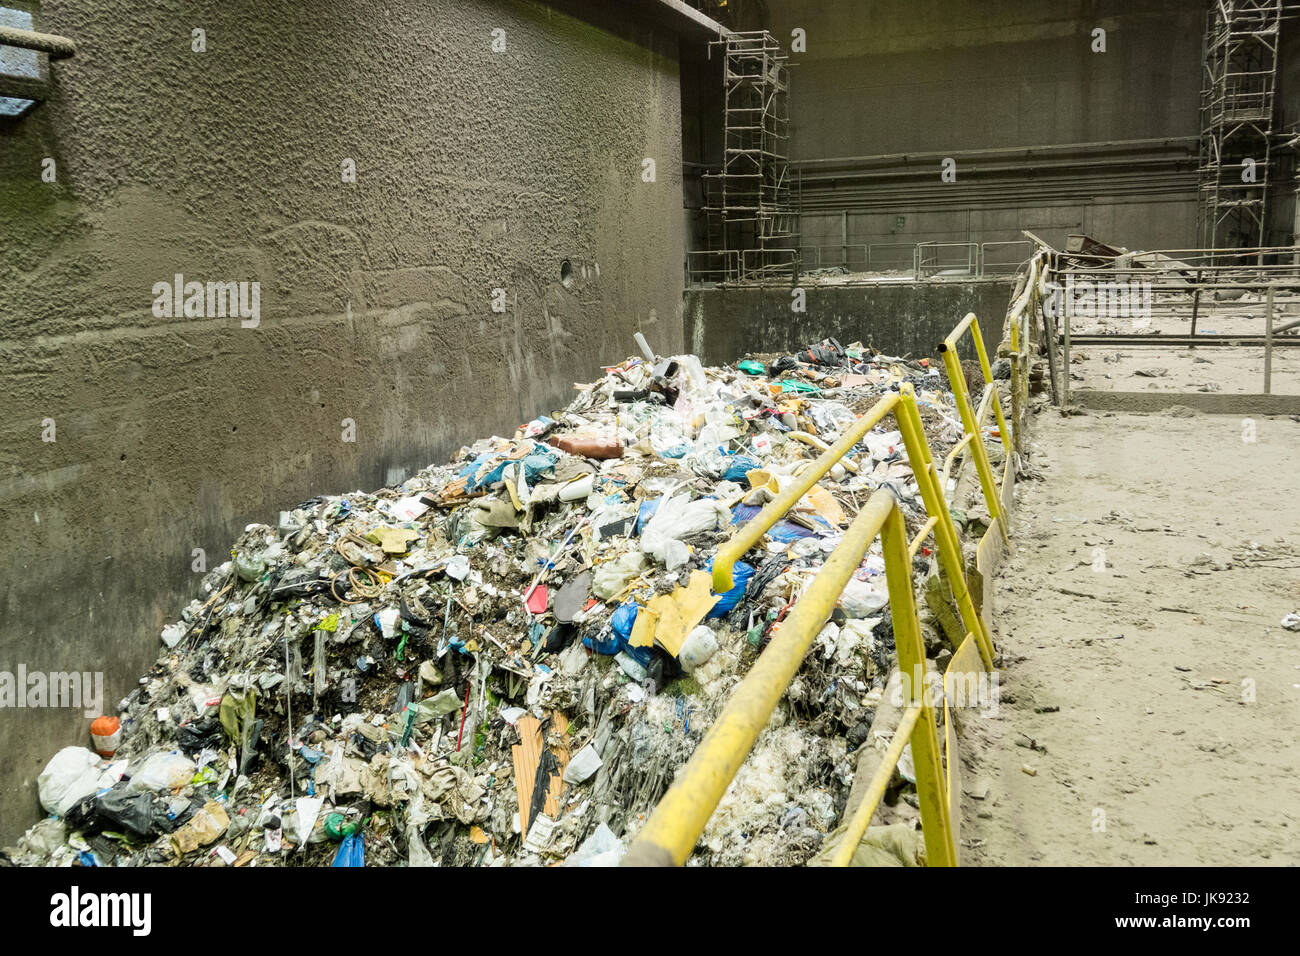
[1067,289,1300,395]
[1071,344,1300,396]
[961,404,1300,865]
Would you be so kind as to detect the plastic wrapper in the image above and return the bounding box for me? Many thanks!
[641,494,731,570]
[592,550,649,600]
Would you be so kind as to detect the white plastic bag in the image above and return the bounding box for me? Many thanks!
[641,494,730,571]
[37,747,106,817]
[838,577,889,618]
[679,625,720,673]
[563,822,623,867]
[128,751,196,792]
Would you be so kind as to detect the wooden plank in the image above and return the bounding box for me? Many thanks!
[512,712,572,835]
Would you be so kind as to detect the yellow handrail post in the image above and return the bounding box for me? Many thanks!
[880,502,957,867]
[896,385,996,670]
[938,313,1009,544]
[968,314,1012,456]
[1008,312,1024,457]
[827,703,922,866]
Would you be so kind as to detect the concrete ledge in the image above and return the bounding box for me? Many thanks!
[541,0,728,44]
[1073,390,1300,415]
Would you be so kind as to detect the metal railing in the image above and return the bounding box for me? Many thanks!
[790,239,1033,281]
[1034,245,1300,402]
[915,241,978,279]
[938,313,1013,544]
[685,249,741,285]
[623,378,1004,866]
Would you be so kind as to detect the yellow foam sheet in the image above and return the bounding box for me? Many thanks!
[630,570,720,657]
[369,526,421,554]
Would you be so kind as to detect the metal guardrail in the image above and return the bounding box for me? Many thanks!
[685,250,740,285]
[624,377,1005,867]
[915,241,978,279]
[938,313,1012,545]
[791,240,1033,281]
[1035,245,1300,402]
[692,239,1035,284]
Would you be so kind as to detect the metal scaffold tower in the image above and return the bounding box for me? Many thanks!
[1197,0,1283,249]
[700,30,797,281]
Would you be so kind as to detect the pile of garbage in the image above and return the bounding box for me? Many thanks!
[9,338,976,868]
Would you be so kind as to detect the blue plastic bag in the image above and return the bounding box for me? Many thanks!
[332,832,365,867]
[730,503,827,542]
[610,601,639,641]
[459,446,557,491]
[721,455,761,483]
[636,497,662,535]
[704,558,754,617]
[583,602,652,665]
[583,629,621,656]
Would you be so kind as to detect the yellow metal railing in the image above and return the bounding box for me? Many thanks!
[937,313,1012,543]
[828,499,954,867]
[625,384,996,867]
[711,394,900,593]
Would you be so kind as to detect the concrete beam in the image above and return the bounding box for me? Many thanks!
[540,0,728,44]
[1073,390,1300,416]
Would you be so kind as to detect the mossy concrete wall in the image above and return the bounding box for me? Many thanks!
[0,0,687,839]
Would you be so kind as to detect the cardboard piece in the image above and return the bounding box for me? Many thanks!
[629,570,720,657]
[511,712,570,836]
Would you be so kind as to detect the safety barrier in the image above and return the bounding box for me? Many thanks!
[786,240,1033,281]
[623,381,998,867]
[937,313,1014,543]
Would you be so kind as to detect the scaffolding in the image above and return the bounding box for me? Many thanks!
[697,31,797,282]
[1197,0,1283,249]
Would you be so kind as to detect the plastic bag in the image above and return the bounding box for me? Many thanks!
[721,455,761,483]
[864,429,904,463]
[82,783,161,840]
[641,494,730,571]
[38,747,108,817]
[332,831,365,867]
[176,716,225,755]
[407,825,436,867]
[808,402,858,439]
[610,602,639,641]
[705,558,754,618]
[129,751,197,792]
[563,822,623,867]
[838,577,889,618]
[683,446,729,480]
[591,550,648,600]
[678,625,719,673]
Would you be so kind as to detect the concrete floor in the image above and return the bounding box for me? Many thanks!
[961,404,1300,865]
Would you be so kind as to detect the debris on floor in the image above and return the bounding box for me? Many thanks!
[8,339,980,868]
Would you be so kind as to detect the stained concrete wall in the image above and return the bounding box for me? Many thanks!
[0,0,688,839]
[745,0,1208,253]
[684,281,1014,366]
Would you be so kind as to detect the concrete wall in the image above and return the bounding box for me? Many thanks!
[0,0,687,839]
[748,0,1207,254]
[685,280,1014,366]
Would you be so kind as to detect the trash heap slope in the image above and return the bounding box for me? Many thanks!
[11,343,986,868]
